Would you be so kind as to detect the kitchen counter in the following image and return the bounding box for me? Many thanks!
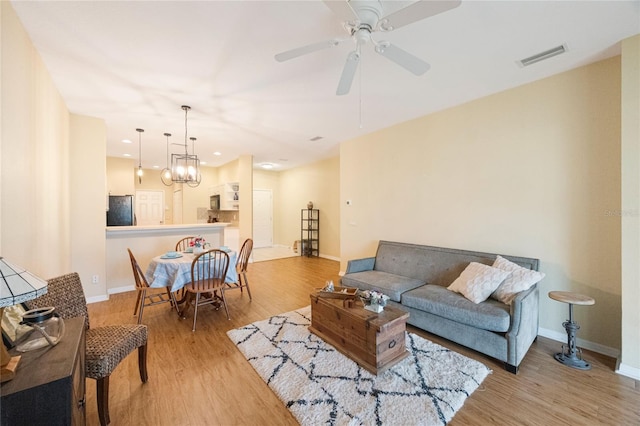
[105,222,230,294]
[106,222,230,235]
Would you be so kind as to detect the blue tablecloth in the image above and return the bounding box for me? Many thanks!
[145,250,238,292]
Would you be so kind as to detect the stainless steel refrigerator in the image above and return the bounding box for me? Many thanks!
[107,195,135,226]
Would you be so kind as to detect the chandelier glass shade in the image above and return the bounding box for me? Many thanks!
[136,128,144,184]
[167,105,201,187]
[160,132,172,186]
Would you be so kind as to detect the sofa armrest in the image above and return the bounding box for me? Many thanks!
[345,257,376,274]
[506,284,539,367]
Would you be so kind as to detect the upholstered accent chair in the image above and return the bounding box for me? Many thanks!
[27,272,148,426]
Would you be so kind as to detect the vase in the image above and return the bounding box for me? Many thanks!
[193,246,205,255]
[364,304,383,313]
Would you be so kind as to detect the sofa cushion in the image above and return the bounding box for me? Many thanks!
[340,270,425,302]
[402,284,511,332]
[447,262,511,303]
[491,255,546,305]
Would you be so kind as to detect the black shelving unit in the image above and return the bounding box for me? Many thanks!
[301,209,319,257]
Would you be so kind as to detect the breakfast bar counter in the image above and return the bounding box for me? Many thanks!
[106,223,230,294]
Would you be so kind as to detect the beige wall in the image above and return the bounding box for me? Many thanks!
[341,57,622,351]
[1,3,105,303]
[70,115,107,299]
[620,35,640,374]
[1,2,71,278]
[106,156,135,195]
[251,158,341,258]
[278,156,341,259]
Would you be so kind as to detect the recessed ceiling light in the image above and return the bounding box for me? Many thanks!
[122,139,132,144]
[261,163,274,169]
[201,161,207,165]
[213,152,222,156]
[152,165,159,169]
[123,153,131,157]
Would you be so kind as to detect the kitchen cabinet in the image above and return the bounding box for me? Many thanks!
[221,182,239,211]
[1,316,86,425]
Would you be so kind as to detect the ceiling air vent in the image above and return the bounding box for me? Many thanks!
[517,44,567,67]
[309,136,323,142]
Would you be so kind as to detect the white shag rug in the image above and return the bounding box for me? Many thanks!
[227,306,491,426]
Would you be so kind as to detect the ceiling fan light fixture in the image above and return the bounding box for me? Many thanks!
[517,44,567,67]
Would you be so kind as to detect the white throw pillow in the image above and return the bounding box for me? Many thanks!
[490,255,546,305]
[447,262,511,304]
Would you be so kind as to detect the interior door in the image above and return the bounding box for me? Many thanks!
[135,190,164,225]
[253,189,273,248]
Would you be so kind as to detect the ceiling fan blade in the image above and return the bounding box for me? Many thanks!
[336,50,360,96]
[378,0,461,31]
[322,0,358,22]
[375,42,430,75]
[275,38,345,62]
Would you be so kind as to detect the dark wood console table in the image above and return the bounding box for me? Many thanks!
[1,316,86,425]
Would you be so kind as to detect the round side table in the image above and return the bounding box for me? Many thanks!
[548,291,595,370]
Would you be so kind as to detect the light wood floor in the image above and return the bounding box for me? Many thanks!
[86,257,639,425]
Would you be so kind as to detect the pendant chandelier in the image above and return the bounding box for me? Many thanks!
[160,132,172,186]
[136,128,144,184]
[169,105,201,187]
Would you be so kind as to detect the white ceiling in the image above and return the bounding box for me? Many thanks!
[11,0,640,171]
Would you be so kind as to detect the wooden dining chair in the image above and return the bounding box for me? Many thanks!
[26,272,148,426]
[128,248,179,324]
[224,238,253,300]
[175,236,196,252]
[180,249,230,331]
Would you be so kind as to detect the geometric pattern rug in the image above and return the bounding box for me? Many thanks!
[227,306,491,425]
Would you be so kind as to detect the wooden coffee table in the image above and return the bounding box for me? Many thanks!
[309,292,410,375]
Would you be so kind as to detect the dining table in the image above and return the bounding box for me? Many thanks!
[145,249,238,293]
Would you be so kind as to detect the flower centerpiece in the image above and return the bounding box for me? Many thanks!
[190,236,209,254]
[358,289,390,313]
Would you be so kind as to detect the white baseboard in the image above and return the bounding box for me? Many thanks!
[319,254,340,262]
[86,294,109,304]
[86,285,134,304]
[109,285,135,295]
[537,326,620,358]
[615,361,640,380]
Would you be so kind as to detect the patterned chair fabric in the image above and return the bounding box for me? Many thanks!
[27,272,148,424]
[85,326,148,379]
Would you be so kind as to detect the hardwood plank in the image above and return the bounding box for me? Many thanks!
[82,256,639,425]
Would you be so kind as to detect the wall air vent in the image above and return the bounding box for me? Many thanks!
[517,44,567,67]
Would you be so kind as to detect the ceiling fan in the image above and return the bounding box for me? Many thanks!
[275,0,461,96]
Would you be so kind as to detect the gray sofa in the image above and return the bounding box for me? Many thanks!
[341,240,540,373]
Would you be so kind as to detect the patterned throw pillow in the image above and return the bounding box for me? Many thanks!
[490,255,546,305]
[447,262,511,304]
